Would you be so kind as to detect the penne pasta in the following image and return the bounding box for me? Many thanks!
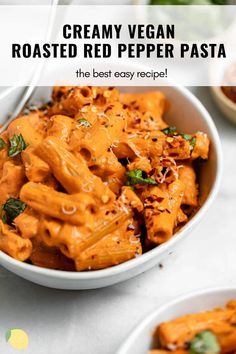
[191,131,210,160]
[178,161,198,210]
[47,114,74,142]
[75,233,142,271]
[30,239,75,271]
[21,146,51,183]
[20,182,96,225]
[14,208,40,239]
[35,136,115,204]
[142,180,185,244]
[0,220,32,261]
[0,161,25,204]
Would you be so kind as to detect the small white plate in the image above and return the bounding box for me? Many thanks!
[117,287,236,354]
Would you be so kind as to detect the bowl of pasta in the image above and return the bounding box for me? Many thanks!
[117,287,236,354]
[0,85,222,289]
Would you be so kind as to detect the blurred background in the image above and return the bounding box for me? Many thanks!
[1,0,236,5]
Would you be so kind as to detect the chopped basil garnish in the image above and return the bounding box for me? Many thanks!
[78,118,91,127]
[190,330,220,354]
[0,138,7,150]
[8,134,28,157]
[161,126,177,135]
[179,133,192,141]
[126,169,157,186]
[190,136,197,148]
[2,214,7,224]
[179,133,196,148]
[2,198,27,225]
[161,126,196,148]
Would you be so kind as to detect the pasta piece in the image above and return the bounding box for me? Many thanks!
[21,147,50,182]
[163,135,192,160]
[158,307,236,347]
[0,161,25,204]
[70,102,126,163]
[35,136,115,204]
[176,208,188,224]
[191,131,210,160]
[50,86,120,116]
[178,162,198,209]
[120,91,167,130]
[20,182,96,226]
[30,239,75,271]
[7,111,46,147]
[75,232,142,271]
[114,130,165,160]
[115,130,191,162]
[50,86,94,116]
[127,157,153,174]
[219,330,236,353]
[89,151,126,194]
[14,208,39,239]
[43,174,59,189]
[57,188,143,258]
[142,180,185,244]
[0,220,32,261]
[47,114,74,142]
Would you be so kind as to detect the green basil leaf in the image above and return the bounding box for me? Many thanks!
[179,133,196,148]
[126,169,157,186]
[8,134,28,157]
[2,198,27,225]
[78,119,91,127]
[161,126,177,135]
[2,214,7,224]
[0,138,7,150]
[190,330,220,354]
[190,136,197,148]
[179,133,193,141]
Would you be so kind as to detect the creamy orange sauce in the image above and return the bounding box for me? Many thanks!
[0,86,209,271]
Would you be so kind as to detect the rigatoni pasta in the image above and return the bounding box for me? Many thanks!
[0,86,209,271]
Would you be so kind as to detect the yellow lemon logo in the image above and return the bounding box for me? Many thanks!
[5,328,28,350]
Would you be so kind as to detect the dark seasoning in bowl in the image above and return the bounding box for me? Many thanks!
[221,62,236,103]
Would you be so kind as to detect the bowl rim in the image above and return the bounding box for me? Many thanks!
[211,85,236,112]
[116,286,236,354]
[0,84,223,280]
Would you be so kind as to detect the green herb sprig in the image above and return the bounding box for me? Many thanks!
[161,126,196,148]
[126,169,157,186]
[2,198,27,225]
[8,134,28,157]
[77,119,91,127]
[0,138,7,150]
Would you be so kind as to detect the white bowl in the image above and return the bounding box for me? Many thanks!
[117,287,236,354]
[0,85,222,289]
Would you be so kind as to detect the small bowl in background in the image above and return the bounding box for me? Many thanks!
[117,287,236,354]
[211,86,236,125]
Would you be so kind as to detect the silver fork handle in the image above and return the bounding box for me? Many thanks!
[0,0,62,134]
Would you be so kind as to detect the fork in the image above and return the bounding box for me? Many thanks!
[0,0,71,134]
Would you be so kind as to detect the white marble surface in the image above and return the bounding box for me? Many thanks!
[0,87,235,354]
